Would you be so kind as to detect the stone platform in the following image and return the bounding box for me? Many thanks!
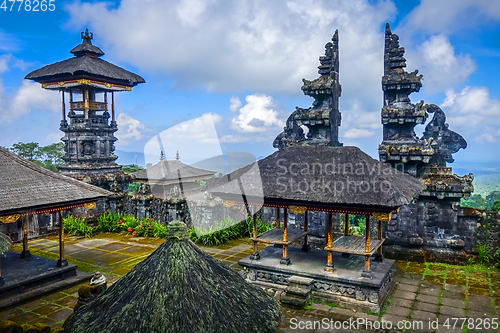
[0,251,90,310]
[239,245,395,313]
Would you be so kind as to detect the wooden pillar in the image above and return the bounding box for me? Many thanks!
[84,88,89,119]
[20,215,31,258]
[61,91,66,121]
[375,218,384,262]
[0,261,3,286]
[301,209,310,252]
[341,213,351,258]
[280,208,290,265]
[57,210,68,267]
[276,207,280,228]
[362,213,372,278]
[111,92,115,122]
[325,211,334,272]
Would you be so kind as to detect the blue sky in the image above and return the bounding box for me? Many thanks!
[0,0,499,177]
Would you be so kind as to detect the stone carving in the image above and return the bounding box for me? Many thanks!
[422,104,467,166]
[274,30,342,149]
[255,270,290,285]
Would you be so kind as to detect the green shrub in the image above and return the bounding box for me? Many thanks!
[63,215,94,238]
[477,244,492,265]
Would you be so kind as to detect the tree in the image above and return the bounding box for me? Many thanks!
[11,142,41,160]
[10,142,65,172]
[122,164,144,174]
[491,200,500,212]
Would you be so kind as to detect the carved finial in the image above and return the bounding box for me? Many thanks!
[385,23,391,35]
[176,151,180,161]
[160,151,165,161]
[332,29,338,42]
[81,28,93,41]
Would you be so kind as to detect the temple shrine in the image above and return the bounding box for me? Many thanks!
[273,30,342,148]
[25,29,145,191]
[378,24,478,263]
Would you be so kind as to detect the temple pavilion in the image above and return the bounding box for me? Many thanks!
[25,29,145,190]
[131,152,216,198]
[206,145,423,312]
[0,147,111,308]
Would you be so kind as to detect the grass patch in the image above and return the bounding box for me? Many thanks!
[303,299,313,310]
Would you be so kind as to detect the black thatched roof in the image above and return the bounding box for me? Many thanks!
[206,146,424,212]
[63,221,281,333]
[0,147,112,217]
[0,231,12,254]
[131,160,216,183]
[25,30,144,87]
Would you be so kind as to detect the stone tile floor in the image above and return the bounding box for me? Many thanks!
[0,234,498,333]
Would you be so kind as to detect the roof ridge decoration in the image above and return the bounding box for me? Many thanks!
[70,28,105,58]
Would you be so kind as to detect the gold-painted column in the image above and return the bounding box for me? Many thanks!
[325,211,334,272]
[280,208,290,265]
[57,210,68,267]
[250,213,260,260]
[362,214,372,277]
[84,88,89,119]
[20,215,31,258]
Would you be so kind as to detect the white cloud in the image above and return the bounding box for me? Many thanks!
[0,55,60,124]
[405,35,476,93]
[440,86,500,142]
[116,113,145,141]
[219,135,251,143]
[63,0,395,102]
[399,0,500,36]
[46,132,62,142]
[343,128,375,139]
[231,94,284,133]
[229,96,242,112]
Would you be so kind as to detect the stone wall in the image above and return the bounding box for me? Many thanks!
[477,211,500,267]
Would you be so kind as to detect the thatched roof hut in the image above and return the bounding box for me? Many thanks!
[63,221,281,333]
[131,159,216,185]
[0,147,111,217]
[207,146,424,212]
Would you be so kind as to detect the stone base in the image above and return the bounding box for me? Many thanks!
[239,245,395,313]
[0,251,90,310]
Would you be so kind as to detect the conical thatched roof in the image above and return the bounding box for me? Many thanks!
[63,221,281,333]
[0,231,12,254]
[131,159,215,184]
[207,146,424,211]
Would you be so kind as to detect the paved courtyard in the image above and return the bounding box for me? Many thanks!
[0,233,499,333]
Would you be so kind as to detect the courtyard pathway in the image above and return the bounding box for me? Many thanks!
[0,233,498,333]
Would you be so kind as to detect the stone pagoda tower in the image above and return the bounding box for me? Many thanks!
[25,29,145,191]
[273,30,342,148]
[378,24,477,263]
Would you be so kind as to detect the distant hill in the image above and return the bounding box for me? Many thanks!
[116,150,145,167]
[191,152,257,174]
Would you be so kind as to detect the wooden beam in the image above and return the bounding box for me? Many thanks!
[61,91,65,121]
[20,215,31,258]
[276,207,280,228]
[325,211,334,272]
[57,210,68,267]
[301,209,310,252]
[280,208,290,265]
